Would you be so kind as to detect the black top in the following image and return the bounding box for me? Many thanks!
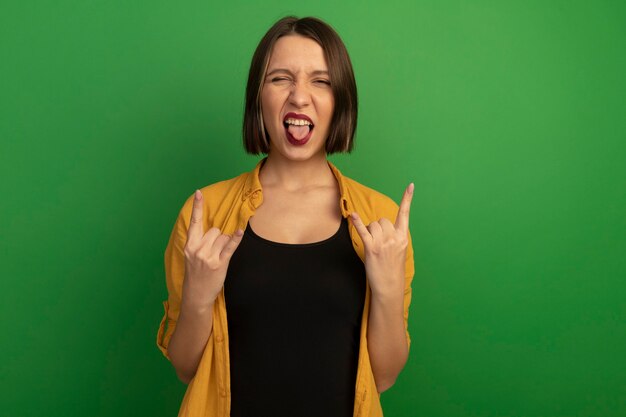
[224,217,366,417]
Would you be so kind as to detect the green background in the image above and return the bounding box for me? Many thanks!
[1,0,625,416]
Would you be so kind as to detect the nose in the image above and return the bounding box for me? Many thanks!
[288,80,311,108]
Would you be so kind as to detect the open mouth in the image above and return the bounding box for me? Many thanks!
[283,113,314,145]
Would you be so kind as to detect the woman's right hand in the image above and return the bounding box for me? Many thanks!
[181,190,244,310]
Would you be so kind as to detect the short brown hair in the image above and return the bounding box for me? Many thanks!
[243,16,358,154]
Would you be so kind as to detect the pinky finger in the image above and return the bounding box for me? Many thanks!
[350,212,372,246]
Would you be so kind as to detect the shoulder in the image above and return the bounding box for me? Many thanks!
[199,171,249,202]
[177,170,250,225]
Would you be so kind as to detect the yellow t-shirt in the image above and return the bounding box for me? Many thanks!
[157,158,415,417]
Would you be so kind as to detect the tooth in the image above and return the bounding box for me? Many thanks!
[284,118,311,126]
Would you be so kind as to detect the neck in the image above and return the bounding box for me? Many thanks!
[260,151,335,191]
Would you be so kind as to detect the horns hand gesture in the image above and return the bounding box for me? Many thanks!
[182,190,244,309]
[350,183,414,298]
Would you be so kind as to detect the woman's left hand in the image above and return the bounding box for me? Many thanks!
[351,183,414,298]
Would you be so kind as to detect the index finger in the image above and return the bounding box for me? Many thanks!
[187,190,204,241]
[395,183,414,232]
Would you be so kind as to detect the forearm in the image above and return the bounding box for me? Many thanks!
[367,291,408,393]
[167,301,214,384]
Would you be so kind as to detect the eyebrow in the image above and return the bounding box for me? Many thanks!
[265,68,329,77]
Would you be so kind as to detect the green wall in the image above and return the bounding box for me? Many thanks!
[2,1,625,416]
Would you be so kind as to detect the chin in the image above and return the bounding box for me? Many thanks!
[270,145,326,162]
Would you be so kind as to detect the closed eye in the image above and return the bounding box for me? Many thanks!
[271,77,291,83]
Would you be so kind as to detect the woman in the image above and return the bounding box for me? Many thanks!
[157,16,415,417]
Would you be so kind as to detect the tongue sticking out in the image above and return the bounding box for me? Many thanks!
[287,124,310,140]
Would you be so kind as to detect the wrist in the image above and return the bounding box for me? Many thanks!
[370,288,404,310]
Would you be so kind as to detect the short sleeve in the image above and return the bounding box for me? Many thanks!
[156,206,189,360]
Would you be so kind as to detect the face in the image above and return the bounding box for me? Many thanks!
[260,35,334,161]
